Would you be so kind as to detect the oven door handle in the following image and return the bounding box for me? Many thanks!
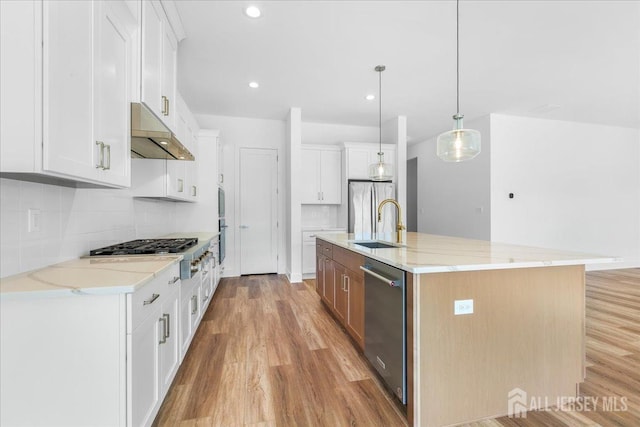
[360,265,400,287]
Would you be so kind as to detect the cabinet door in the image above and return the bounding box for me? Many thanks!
[320,150,342,204]
[333,263,347,323]
[180,290,193,360]
[322,258,335,307]
[161,26,177,129]
[94,1,131,187]
[345,269,365,350]
[130,309,160,427]
[302,240,317,275]
[316,252,325,296]
[301,149,321,204]
[140,0,164,118]
[158,288,180,396]
[346,147,371,179]
[190,284,202,330]
[42,1,96,180]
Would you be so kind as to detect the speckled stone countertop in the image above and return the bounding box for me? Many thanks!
[316,232,618,274]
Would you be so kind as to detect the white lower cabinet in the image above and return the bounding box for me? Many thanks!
[0,260,205,427]
[130,308,161,427]
[128,264,181,427]
[179,272,202,359]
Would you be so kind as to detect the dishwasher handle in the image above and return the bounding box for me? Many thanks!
[360,265,401,287]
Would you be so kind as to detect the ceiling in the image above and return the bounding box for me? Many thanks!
[175,1,640,144]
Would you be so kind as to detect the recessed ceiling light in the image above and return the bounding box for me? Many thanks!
[245,6,261,18]
[159,140,168,145]
[249,81,259,89]
[178,156,185,160]
[365,94,375,101]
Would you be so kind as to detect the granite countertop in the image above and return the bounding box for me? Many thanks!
[316,232,619,274]
[0,255,182,298]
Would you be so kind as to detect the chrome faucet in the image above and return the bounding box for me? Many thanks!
[377,199,406,244]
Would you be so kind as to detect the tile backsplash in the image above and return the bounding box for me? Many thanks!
[0,178,176,278]
[301,204,341,229]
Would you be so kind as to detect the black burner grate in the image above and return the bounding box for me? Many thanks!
[90,238,198,256]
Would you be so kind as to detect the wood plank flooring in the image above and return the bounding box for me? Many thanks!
[154,275,407,427]
[154,269,640,427]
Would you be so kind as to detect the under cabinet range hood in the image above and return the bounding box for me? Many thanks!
[130,102,195,161]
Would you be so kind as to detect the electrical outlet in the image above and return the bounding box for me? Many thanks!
[27,208,41,233]
[454,299,474,315]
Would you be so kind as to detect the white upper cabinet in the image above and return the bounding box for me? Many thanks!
[343,142,396,181]
[141,0,177,130]
[301,146,342,204]
[0,0,133,188]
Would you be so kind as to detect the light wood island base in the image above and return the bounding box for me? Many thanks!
[411,265,585,426]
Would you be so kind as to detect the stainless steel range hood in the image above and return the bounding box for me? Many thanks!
[131,102,195,161]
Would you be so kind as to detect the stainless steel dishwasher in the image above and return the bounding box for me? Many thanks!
[360,257,407,405]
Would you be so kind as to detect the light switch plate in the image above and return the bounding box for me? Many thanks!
[454,299,474,315]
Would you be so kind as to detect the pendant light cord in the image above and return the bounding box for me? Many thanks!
[379,67,382,153]
[456,0,460,116]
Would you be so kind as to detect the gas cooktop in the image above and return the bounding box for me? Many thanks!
[89,238,198,256]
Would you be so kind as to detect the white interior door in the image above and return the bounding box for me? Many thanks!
[239,148,278,275]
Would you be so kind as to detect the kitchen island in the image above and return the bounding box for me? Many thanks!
[316,232,617,427]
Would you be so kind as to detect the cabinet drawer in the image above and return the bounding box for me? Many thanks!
[128,263,180,333]
[317,240,333,258]
[333,245,364,275]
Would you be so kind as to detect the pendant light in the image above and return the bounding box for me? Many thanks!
[369,65,393,181]
[436,0,481,162]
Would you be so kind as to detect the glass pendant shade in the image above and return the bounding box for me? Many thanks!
[369,152,393,181]
[437,115,481,162]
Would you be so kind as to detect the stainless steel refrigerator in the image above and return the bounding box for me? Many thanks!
[348,180,396,240]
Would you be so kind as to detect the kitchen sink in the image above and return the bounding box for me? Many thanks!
[353,241,400,249]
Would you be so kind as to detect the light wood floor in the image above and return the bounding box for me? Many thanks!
[154,269,640,427]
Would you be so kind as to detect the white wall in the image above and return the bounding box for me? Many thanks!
[408,115,492,240]
[490,114,640,269]
[195,114,287,278]
[301,121,377,145]
[0,178,177,278]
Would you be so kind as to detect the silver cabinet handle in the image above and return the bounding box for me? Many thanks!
[321,192,324,200]
[104,144,111,170]
[95,141,104,168]
[158,316,167,344]
[177,178,184,193]
[169,276,179,284]
[239,225,249,229]
[191,295,198,315]
[309,234,316,238]
[143,293,160,305]
[360,266,400,287]
[163,313,170,339]
[344,275,350,292]
[192,185,197,197]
